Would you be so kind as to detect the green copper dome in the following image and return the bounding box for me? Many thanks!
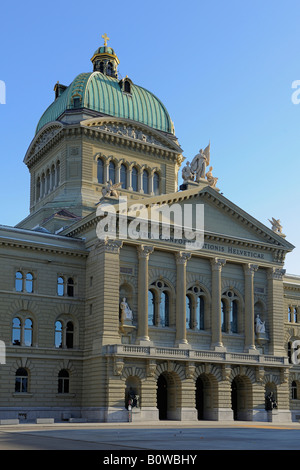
[36,71,175,135]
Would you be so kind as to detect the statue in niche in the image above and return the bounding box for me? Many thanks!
[102,180,122,197]
[120,297,133,326]
[206,166,218,188]
[265,392,277,410]
[127,387,139,408]
[181,161,194,182]
[190,143,210,181]
[255,314,266,334]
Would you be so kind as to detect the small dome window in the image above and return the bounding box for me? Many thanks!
[124,80,131,94]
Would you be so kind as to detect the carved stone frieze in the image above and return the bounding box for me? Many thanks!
[88,122,168,149]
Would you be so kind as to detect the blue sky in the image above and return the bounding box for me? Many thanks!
[0,0,300,273]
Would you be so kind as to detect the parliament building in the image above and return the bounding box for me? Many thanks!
[1,36,300,424]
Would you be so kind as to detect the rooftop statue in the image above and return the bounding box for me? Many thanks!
[206,166,218,188]
[190,143,210,182]
[268,217,285,237]
[181,161,194,182]
[102,180,122,198]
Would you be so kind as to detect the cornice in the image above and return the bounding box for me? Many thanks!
[0,229,88,258]
[24,117,183,169]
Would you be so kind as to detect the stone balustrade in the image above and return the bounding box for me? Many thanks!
[106,344,289,366]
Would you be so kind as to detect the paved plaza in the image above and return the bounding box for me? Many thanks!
[0,420,300,452]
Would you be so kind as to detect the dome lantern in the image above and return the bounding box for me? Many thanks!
[91,33,120,78]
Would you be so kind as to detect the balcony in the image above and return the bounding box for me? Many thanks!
[106,344,289,367]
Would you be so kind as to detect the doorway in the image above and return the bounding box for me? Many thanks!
[157,374,168,420]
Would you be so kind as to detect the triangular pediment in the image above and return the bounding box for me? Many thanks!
[63,184,294,264]
[122,185,294,261]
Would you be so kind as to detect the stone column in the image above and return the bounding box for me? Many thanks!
[116,161,121,184]
[137,245,154,344]
[244,263,258,352]
[104,159,109,183]
[210,258,226,350]
[267,267,286,355]
[175,251,191,348]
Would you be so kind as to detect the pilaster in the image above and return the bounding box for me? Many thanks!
[175,251,191,348]
[137,245,154,344]
[210,258,226,350]
[244,263,259,353]
[267,267,286,355]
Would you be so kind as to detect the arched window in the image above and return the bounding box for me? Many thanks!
[186,295,192,329]
[99,62,104,73]
[66,321,74,349]
[57,276,64,296]
[67,277,74,297]
[55,320,63,348]
[12,317,21,345]
[46,169,50,194]
[97,158,104,184]
[15,271,23,292]
[292,380,298,400]
[41,173,45,197]
[132,166,138,192]
[153,172,160,195]
[51,164,55,190]
[142,169,149,194]
[221,290,239,333]
[25,273,33,293]
[58,369,69,394]
[124,80,131,94]
[15,368,28,393]
[107,62,113,76]
[120,164,127,189]
[24,318,33,346]
[109,160,116,184]
[148,290,155,326]
[294,307,298,323]
[36,177,41,200]
[56,161,60,186]
[187,285,206,330]
[149,280,171,327]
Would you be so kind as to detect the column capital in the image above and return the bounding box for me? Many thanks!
[175,251,192,265]
[210,257,226,272]
[137,244,154,259]
[243,263,259,276]
[95,238,123,253]
[267,267,286,281]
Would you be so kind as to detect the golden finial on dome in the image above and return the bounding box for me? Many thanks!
[102,33,110,46]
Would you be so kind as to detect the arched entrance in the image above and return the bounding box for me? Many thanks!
[196,376,204,420]
[157,374,168,420]
[157,372,181,420]
[125,376,140,409]
[265,382,278,411]
[231,375,253,421]
[195,373,217,420]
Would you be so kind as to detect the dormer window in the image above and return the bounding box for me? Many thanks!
[124,80,131,94]
[73,97,81,108]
